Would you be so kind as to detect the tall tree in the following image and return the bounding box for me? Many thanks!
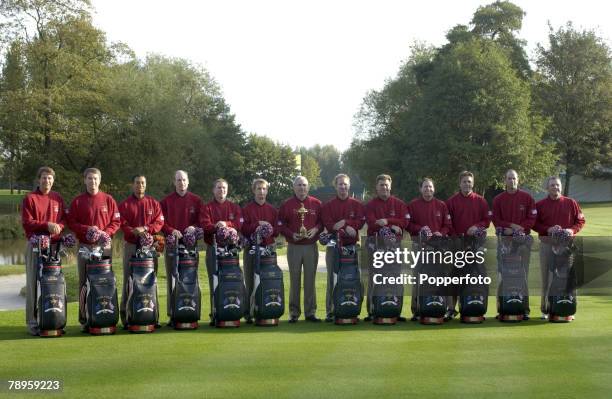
[535,23,612,195]
[299,153,322,189]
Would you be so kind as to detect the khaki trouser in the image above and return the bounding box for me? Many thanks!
[205,244,215,319]
[325,247,336,317]
[24,242,38,334]
[243,250,255,319]
[164,250,176,318]
[120,242,158,325]
[539,242,553,314]
[287,243,319,318]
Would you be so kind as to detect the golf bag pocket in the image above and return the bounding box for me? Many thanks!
[126,257,158,326]
[253,255,285,320]
[214,256,246,321]
[84,259,119,328]
[172,257,201,323]
[37,261,67,331]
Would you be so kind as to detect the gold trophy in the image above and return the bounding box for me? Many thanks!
[296,203,309,239]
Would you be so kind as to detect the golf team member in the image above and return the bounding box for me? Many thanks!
[278,176,322,323]
[492,169,537,319]
[118,174,164,327]
[321,174,365,322]
[160,170,202,325]
[241,178,279,323]
[408,177,452,321]
[364,174,409,322]
[534,176,585,319]
[445,171,490,319]
[200,178,243,325]
[21,166,66,336]
[67,168,120,331]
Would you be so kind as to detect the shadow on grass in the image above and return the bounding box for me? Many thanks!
[0,315,553,341]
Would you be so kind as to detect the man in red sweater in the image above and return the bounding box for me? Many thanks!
[200,178,243,325]
[408,177,452,320]
[21,166,66,335]
[492,169,537,319]
[278,176,322,323]
[118,174,164,327]
[534,176,585,319]
[241,178,279,323]
[364,174,409,321]
[321,174,365,322]
[68,168,121,330]
[445,171,491,319]
[160,170,202,324]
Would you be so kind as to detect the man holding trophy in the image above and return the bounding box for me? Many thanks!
[278,176,323,323]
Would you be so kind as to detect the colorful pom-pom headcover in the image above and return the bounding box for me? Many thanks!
[418,226,432,242]
[29,234,50,250]
[216,226,239,247]
[139,232,154,249]
[86,226,111,248]
[381,226,398,243]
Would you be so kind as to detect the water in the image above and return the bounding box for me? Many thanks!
[0,239,27,265]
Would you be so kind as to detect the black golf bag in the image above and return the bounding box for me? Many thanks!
[126,254,159,332]
[332,235,362,324]
[252,247,285,326]
[545,238,577,322]
[497,234,530,322]
[36,239,67,337]
[170,243,201,329]
[80,255,119,335]
[370,235,404,325]
[458,236,488,323]
[213,243,246,327]
[416,236,450,325]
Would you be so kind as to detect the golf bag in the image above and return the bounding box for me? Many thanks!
[80,255,119,335]
[545,238,577,322]
[170,243,201,329]
[35,239,67,337]
[252,244,285,326]
[126,252,159,332]
[497,233,530,322]
[370,234,403,325]
[458,236,488,323]
[213,241,246,327]
[416,236,450,325]
[332,234,362,324]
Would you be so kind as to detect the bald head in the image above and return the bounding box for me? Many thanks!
[293,176,309,200]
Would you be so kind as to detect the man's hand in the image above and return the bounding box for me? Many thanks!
[345,226,357,237]
[292,233,302,241]
[390,225,402,235]
[510,223,524,232]
[215,221,227,229]
[503,227,514,235]
[433,231,443,237]
[376,218,388,227]
[547,225,562,234]
[47,222,62,235]
[564,229,574,236]
[133,227,146,236]
[172,229,183,239]
[306,227,319,239]
[258,221,271,227]
[333,220,346,231]
[467,226,478,236]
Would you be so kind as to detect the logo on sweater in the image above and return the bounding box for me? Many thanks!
[147,209,153,215]
[390,210,396,217]
[229,213,234,220]
[349,211,355,218]
[101,205,108,213]
[189,207,195,214]
[53,205,59,213]
[435,211,441,218]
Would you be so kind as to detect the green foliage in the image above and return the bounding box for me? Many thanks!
[298,144,342,187]
[534,23,612,195]
[299,153,323,189]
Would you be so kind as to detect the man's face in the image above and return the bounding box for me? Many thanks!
[133,176,146,197]
[293,178,309,198]
[213,182,228,201]
[336,177,350,199]
[548,178,562,199]
[253,183,268,203]
[460,176,473,195]
[421,181,435,200]
[174,172,189,194]
[505,171,519,191]
[84,172,100,194]
[38,172,54,193]
[376,179,391,200]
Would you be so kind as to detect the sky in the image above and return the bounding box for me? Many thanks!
[91,0,611,151]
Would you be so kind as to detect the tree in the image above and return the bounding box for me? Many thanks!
[535,23,612,195]
[298,144,341,187]
[243,134,296,205]
[300,154,322,189]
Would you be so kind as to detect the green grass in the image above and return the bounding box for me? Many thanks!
[580,202,612,236]
[1,254,612,398]
[0,265,25,277]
